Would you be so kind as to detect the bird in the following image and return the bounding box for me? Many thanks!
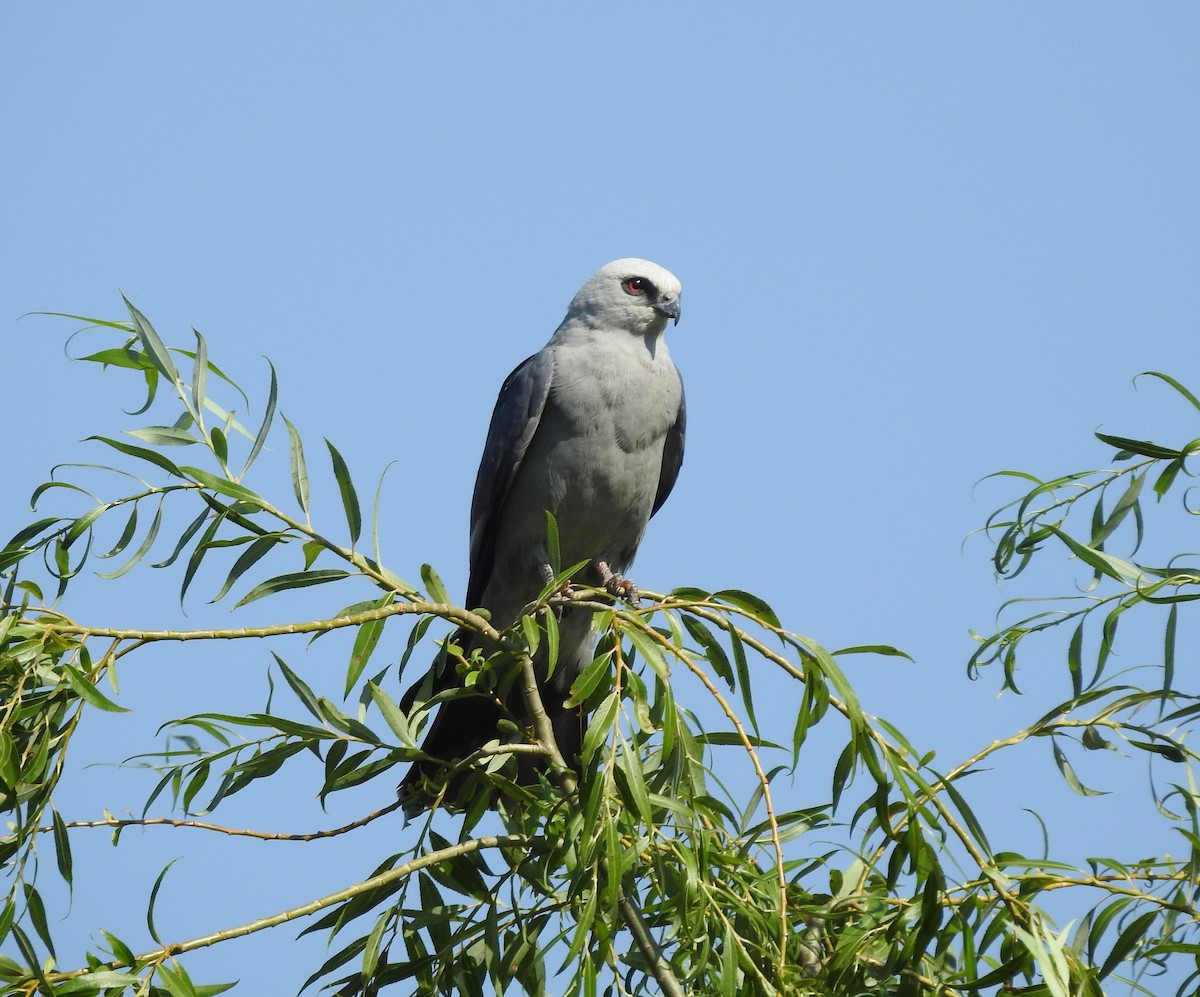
[398,258,686,813]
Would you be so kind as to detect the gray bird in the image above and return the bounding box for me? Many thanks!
[398,258,685,813]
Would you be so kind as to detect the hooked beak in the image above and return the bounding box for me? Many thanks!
[654,295,681,326]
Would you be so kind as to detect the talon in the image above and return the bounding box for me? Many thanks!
[593,560,639,605]
[614,578,640,605]
[539,563,576,600]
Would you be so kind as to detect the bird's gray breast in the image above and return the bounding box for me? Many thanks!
[496,337,681,583]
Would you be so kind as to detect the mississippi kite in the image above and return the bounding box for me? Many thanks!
[399,258,685,812]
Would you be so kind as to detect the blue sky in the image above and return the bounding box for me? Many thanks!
[3,5,1199,993]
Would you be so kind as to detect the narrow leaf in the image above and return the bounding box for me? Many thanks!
[368,681,415,746]
[123,296,180,383]
[275,654,324,722]
[242,359,277,476]
[283,414,310,516]
[1052,740,1107,796]
[191,330,208,430]
[1094,432,1182,460]
[326,439,361,544]
[146,859,181,944]
[1137,370,1200,414]
[232,568,350,609]
[97,501,164,580]
[62,662,132,713]
[180,466,265,507]
[86,435,185,478]
[565,650,614,708]
[714,588,782,628]
[421,564,451,604]
[345,597,390,696]
[544,511,561,576]
[210,534,284,603]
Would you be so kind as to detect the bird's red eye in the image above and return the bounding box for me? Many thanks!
[623,277,648,295]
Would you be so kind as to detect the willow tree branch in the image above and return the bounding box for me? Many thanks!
[513,644,686,997]
[47,833,534,984]
[29,599,500,659]
[40,800,404,842]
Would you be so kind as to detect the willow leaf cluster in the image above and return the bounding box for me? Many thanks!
[0,304,1196,996]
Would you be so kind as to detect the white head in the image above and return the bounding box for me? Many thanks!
[563,258,682,335]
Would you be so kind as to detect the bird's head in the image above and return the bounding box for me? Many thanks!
[565,258,683,335]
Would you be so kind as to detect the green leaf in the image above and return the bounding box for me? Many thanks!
[274,654,324,722]
[565,650,613,708]
[1127,737,1185,762]
[1154,457,1184,498]
[370,462,394,568]
[1052,740,1107,796]
[0,731,19,790]
[75,345,148,370]
[210,425,228,465]
[85,435,186,478]
[146,859,181,945]
[1136,370,1200,414]
[232,568,350,608]
[62,504,107,549]
[200,396,253,441]
[51,807,73,888]
[8,925,49,992]
[1163,602,1177,701]
[56,971,144,993]
[1094,431,1182,460]
[158,959,200,997]
[421,563,451,604]
[543,609,560,679]
[624,624,669,681]
[151,506,210,570]
[581,692,618,763]
[182,466,265,507]
[242,359,277,477]
[519,614,540,655]
[96,502,139,560]
[326,439,361,544]
[544,511,561,576]
[1099,909,1157,979]
[729,623,759,735]
[123,296,180,383]
[62,662,132,713]
[22,884,55,958]
[282,414,310,516]
[714,587,782,629]
[682,615,734,689]
[97,501,164,580]
[180,508,227,604]
[127,425,199,447]
[191,329,209,427]
[1091,470,1144,551]
[1045,525,1145,584]
[361,911,388,983]
[345,598,390,696]
[210,534,285,603]
[833,644,914,660]
[368,681,415,746]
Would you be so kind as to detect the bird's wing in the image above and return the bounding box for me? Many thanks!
[651,379,686,518]
[465,349,555,608]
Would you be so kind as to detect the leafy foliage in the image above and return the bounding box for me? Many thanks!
[0,305,1198,995]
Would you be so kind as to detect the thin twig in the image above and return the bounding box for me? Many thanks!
[24,599,499,661]
[46,834,534,985]
[513,647,687,997]
[38,800,404,841]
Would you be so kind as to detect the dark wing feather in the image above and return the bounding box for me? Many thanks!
[651,380,686,518]
[465,351,554,607]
